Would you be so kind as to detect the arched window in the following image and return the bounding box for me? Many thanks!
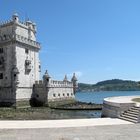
[0,48,3,53]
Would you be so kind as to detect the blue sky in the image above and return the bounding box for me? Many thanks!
[1,0,140,84]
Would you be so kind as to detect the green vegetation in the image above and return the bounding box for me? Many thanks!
[0,106,84,120]
[0,107,54,120]
[132,98,140,103]
[78,79,140,92]
[0,102,101,120]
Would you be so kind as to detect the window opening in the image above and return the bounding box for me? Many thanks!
[0,73,3,79]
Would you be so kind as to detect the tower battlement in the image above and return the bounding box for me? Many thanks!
[0,14,36,32]
[35,79,73,88]
[0,13,39,47]
[0,20,13,27]
[49,80,73,88]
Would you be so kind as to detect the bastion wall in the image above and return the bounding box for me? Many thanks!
[101,96,136,118]
[33,79,75,106]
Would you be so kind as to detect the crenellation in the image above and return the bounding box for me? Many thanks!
[0,20,12,27]
[48,80,73,88]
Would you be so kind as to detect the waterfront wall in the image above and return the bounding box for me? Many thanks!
[102,97,135,118]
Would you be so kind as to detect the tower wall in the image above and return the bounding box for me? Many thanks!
[0,14,41,106]
[15,23,36,41]
[0,44,16,105]
[0,44,13,87]
[16,44,40,100]
[47,80,75,102]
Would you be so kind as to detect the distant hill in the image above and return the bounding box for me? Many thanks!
[78,79,140,92]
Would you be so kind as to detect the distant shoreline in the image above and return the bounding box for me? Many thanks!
[78,79,140,92]
[78,90,140,93]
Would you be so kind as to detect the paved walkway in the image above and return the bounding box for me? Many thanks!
[0,123,139,140]
[0,119,138,140]
[0,118,132,129]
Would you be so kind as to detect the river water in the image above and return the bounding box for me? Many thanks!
[53,91,140,119]
[75,91,140,104]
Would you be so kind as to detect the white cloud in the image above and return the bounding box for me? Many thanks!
[75,71,83,77]
[68,71,83,78]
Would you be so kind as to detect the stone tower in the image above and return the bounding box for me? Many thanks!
[0,13,41,106]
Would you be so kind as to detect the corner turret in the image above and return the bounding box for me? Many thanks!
[12,13,19,23]
[43,70,51,86]
[71,73,78,94]
[63,75,68,82]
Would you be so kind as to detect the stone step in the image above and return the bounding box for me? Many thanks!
[120,114,138,121]
[119,116,138,123]
[126,110,139,115]
[123,112,139,118]
[130,106,140,110]
[119,106,140,123]
[132,106,140,108]
[130,106,139,108]
[128,109,139,113]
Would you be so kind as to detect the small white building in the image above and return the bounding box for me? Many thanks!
[0,14,77,106]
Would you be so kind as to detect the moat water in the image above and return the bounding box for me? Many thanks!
[54,91,140,119]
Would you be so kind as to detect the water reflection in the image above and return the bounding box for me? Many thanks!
[49,109,101,119]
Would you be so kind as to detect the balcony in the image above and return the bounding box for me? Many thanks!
[25,60,31,72]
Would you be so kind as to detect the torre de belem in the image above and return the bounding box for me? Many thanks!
[0,14,78,106]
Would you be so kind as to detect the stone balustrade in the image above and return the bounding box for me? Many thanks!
[49,80,73,87]
[34,80,73,88]
[0,34,40,49]
[15,34,40,48]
